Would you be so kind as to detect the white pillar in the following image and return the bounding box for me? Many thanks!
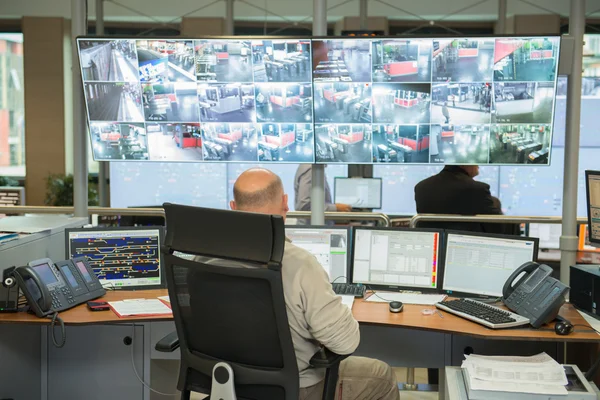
[225,0,234,35]
[560,0,585,285]
[311,0,327,225]
[96,0,110,207]
[497,0,507,34]
[360,0,368,31]
[72,0,88,217]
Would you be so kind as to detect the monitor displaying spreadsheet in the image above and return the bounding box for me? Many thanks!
[442,232,538,297]
[351,227,442,291]
[285,226,350,283]
[334,177,382,209]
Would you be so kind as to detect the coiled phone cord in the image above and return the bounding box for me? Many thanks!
[49,312,66,348]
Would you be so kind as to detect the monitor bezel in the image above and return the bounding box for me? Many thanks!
[585,170,600,245]
[349,226,445,293]
[441,230,540,298]
[75,34,562,166]
[64,225,166,290]
[333,177,383,209]
[284,225,352,283]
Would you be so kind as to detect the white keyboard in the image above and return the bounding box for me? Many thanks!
[435,298,530,329]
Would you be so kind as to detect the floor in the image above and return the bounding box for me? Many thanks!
[188,368,438,399]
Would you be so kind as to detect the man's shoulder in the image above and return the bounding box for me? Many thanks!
[283,241,322,275]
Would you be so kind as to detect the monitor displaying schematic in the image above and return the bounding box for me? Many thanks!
[285,226,350,283]
[65,226,164,289]
[442,231,538,297]
[586,170,600,245]
[334,177,382,209]
[351,227,442,291]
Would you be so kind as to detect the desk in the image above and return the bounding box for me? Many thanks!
[0,290,598,400]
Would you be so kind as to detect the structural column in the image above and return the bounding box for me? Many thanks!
[311,0,327,225]
[225,0,234,36]
[359,0,368,30]
[96,0,110,207]
[496,0,507,34]
[72,0,88,217]
[560,0,585,285]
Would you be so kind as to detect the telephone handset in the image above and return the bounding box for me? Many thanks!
[12,257,105,318]
[502,262,569,328]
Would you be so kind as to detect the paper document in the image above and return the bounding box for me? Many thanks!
[109,299,173,318]
[577,310,600,335]
[158,295,170,303]
[339,295,354,309]
[365,292,447,305]
[461,352,568,395]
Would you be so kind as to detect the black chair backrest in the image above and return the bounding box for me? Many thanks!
[162,203,299,400]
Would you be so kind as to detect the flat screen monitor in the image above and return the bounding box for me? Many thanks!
[527,223,561,249]
[285,226,350,283]
[585,170,600,245]
[77,36,561,166]
[334,177,382,209]
[442,231,539,297]
[351,227,443,291]
[65,226,165,289]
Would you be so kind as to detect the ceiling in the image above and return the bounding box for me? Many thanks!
[2,0,600,24]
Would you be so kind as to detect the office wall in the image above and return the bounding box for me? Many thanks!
[23,17,66,205]
[181,17,225,36]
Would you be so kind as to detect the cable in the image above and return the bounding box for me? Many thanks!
[365,286,395,302]
[49,312,66,348]
[331,276,347,284]
[130,324,179,397]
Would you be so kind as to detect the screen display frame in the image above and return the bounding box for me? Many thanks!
[76,34,562,166]
[349,226,445,293]
[334,177,383,209]
[64,225,166,290]
[585,170,600,245]
[441,230,540,298]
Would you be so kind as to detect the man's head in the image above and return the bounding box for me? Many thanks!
[460,165,480,178]
[230,168,289,218]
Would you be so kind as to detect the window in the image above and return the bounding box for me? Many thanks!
[0,33,25,177]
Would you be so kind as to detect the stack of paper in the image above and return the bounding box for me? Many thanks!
[461,353,568,399]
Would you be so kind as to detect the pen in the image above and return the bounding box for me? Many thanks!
[437,310,444,319]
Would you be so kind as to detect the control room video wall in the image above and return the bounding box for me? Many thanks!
[78,36,560,166]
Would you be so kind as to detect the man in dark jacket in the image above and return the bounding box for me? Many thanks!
[414,165,517,234]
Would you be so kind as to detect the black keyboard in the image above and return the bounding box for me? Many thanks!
[435,298,530,329]
[332,283,366,298]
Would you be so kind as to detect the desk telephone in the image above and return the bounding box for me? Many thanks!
[11,256,105,318]
[502,262,569,328]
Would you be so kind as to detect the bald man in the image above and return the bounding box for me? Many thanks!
[230,168,399,400]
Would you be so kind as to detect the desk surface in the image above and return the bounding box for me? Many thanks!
[1,289,598,342]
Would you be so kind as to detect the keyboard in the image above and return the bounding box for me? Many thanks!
[435,298,530,329]
[332,283,366,298]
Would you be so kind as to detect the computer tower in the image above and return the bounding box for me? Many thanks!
[570,265,600,317]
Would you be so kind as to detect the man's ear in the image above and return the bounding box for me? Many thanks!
[230,200,237,210]
[283,194,289,212]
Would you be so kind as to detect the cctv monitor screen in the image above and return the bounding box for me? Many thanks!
[65,226,164,289]
[77,36,560,165]
[586,170,600,245]
[351,227,443,291]
[285,226,350,283]
[442,232,538,297]
[334,177,382,209]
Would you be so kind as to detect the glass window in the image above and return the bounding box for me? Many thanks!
[0,33,25,177]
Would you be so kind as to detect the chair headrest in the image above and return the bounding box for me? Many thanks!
[163,203,285,264]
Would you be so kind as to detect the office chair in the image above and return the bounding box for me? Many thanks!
[156,203,348,400]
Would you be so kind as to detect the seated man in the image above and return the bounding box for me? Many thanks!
[230,168,399,400]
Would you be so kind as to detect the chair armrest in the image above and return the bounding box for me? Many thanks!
[155,331,180,352]
[309,347,350,369]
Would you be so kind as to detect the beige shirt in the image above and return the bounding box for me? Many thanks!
[195,238,360,388]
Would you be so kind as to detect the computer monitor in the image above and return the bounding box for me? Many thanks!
[585,170,600,245]
[351,227,443,292]
[65,226,165,289]
[527,223,561,250]
[334,177,382,209]
[442,231,539,298]
[285,226,350,283]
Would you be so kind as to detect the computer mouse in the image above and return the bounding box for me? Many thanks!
[555,320,574,336]
[389,301,404,313]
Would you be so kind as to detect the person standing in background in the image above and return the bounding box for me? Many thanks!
[294,165,352,224]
